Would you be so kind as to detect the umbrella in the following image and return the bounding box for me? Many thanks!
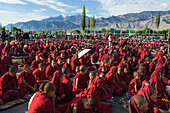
[78,49,91,59]
[10,40,18,45]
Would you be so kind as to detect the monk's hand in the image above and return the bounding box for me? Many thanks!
[61,94,65,98]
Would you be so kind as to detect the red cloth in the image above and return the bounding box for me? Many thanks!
[129,96,140,113]
[28,91,60,113]
[33,68,46,82]
[105,72,123,96]
[128,78,141,96]
[31,60,42,71]
[0,59,4,77]
[62,74,74,102]
[66,97,91,113]
[138,85,161,113]
[0,72,18,95]
[51,71,64,97]
[1,55,13,70]
[17,70,36,93]
[73,72,88,92]
[149,70,166,99]
[45,65,57,79]
[71,57,80,73]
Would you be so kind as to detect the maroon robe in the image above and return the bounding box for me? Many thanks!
[45,65,58,79]
[33,68,46,83]
[62,74,74,102]
[28,91,61,113]
[31,60,42,71]
[17,70,37,93]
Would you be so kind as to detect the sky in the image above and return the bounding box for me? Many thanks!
[0,0,169,26]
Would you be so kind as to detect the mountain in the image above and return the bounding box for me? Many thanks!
[6,10,170,31]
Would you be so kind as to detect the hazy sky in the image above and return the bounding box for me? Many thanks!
[0,0,169,26]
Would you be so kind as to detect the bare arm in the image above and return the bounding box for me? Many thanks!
[72,106,78,113]
[75,78,79,90]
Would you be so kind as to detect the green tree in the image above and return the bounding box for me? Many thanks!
[90,16,93,30]
[81,5,86,33]
[87,18,90,30]
[92,16,96,30]
[156,12,160,29]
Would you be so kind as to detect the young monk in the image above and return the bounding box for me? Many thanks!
[62,66,75,102]
[0,66,25,105]
[51,70,65,104]
[97,59,110,75]
[88,71,96,87]
[149,58,157,74]
[28,83,60,113]
[31,55,43,71]
[1,51,17,71]
[115,67,127,92]
[17,64,37,94]
[63,58,72,74]
[71,54,80,73]
[33,63,49,84]
[149,69,167,99]
[138,85,166,113]
[73,65,88,93]
[45,59,58,80]
[129,95,148,113]
[128,72,141,96]
[66,97,96,113]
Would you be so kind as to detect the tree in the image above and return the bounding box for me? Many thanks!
[90,16,93,30]
[92,16,96,30]
[81,5,86,33]
[87,18,90,30]
[156,12,160,29]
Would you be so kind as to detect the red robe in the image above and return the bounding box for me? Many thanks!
[71,57,80,73]
[73,72,88,92]
[0,59,4,77]
[0,72,18,95]
[51,71,65,98]
[62,74,74,102]
[137,86,161,113]
[28,91,61,113]
[45,65,58,79]
[33,68,46,83]
[129,96,140,113]
[105,72,123,96]
[128,78,141,96]
[149,70,166,99]
[0,72,26,103]
[1,55,14,70]
[31,60,42,71]
[17,70,37,93]
[66,97,91,113]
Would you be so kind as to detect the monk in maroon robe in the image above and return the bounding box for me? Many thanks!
[17,64,37,94]
[73,65,88,93]
[129,95,148,113]
[1,51,17,71]
[31,55,43,71]
[45,59,58,80]
[71,54,80,73]
[28,83,61,113]
[0,66,26,105]
[33,63,49,84]
[66,97,96,113]
[128,72,141,96]
[62,66,75,102]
